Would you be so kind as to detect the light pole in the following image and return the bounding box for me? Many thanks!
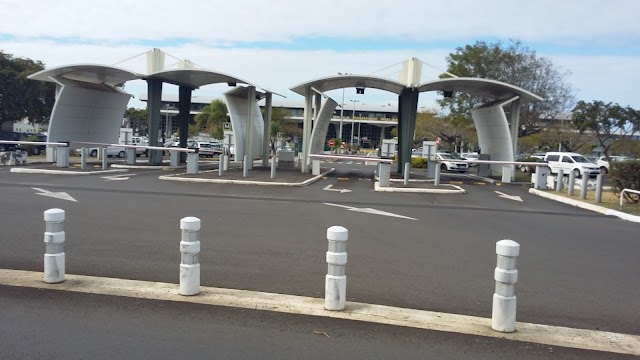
[338,72,350,144]
[349,100,359,145]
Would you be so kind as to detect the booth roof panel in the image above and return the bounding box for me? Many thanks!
[417,77,543,103]
[147,69,284,97]
[28,64,142,86]
[290,75,406,96]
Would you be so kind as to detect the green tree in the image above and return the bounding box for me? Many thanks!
[0,50,55,130]
[438,40,575,135]
[414,109,477,151]
[572,100,640,160]
[124,107,148,135]
[191,99,229,140]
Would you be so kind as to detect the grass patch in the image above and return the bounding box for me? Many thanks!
[550,189,640,215]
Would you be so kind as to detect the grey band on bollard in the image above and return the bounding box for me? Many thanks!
[325,226,348,311]
[44,208,66,284]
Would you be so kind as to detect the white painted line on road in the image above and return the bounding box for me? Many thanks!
[32,187,77,202]
[101,174,137,181]
[11,168,128,175]
[495,191,523,202]
[0,269,638,356]
[323,184,352,193]
[324,203,417,221]
[158,168,335,187]
[374,182,466,194]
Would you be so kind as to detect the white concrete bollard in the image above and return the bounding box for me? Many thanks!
[556,169,564,192]
[271,156,277,179]
[312,159,321,176]
[501,165,513,183]
[187,152,199,174]
[169,150,180,167]
[325,226,348,311]
[218,155,225,176]
[567,170,576,196]
[403,162,410,185]
[243,155,249,178]
[180,217,201,296]
[491,239,520,333]
[56,146,69,168]
[125,148,136,165]
[224,152,230,170]
[595,173,604,203]
[580,172,588,199]
[434,163,441,186]
[44,208,66,284]
[378,162,391,187]
[101,148,108,170]
[80,147,87,170]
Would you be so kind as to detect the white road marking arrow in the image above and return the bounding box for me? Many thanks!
[32,187,77,202]
[495,191,523,202]
[323,184,352,193]
[101,174,136,181]
[324,203,417,220]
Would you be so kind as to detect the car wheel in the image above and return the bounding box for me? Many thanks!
[573,168,581,178]
[32,147,40,155]
[90,149,97,157]
[440,163,447,171]
[600,166,608,174]
[0,145,5,151]
[519,164,528,173]
[118,151,125,158]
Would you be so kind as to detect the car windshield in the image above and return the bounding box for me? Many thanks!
[463,154,478,159]
[439,153,456,160]
[571,155,589,163]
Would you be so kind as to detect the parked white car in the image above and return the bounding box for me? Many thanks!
[436,152,469,172]
[89,146,145,158]
[544,152,600,178]
[460,152,479,167]
[596,156,632,174]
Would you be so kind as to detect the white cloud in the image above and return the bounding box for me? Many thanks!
[1,0,639,46]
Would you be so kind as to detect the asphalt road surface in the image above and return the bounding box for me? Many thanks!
[0,286,630,360]
[0,164,638,338]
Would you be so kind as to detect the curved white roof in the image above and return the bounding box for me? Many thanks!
[147,69,284,96]
[28,64,142,87]
[290,75,406,95]
[417,77,543,103]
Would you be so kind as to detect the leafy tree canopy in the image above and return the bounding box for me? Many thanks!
[572,100,640,159]
[124,107,148,135]
[191,99,229,139]
[415,109,477,151]
[438,40,575,134]
[0,50,55,129]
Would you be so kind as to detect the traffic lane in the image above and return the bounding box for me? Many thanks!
[0,163,599,218]
[0,185,638,334]
[0,286,626,360]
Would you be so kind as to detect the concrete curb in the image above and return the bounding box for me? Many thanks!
[111,163,186,170]
[0,269,638,356]
[10,168,129,175]
[374,181,466,194]
[158,168,335,186]
[529,188,640,222]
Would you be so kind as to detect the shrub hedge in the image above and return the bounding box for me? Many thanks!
[610,160,640,203]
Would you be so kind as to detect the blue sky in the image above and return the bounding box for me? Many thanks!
[1,0,639,110]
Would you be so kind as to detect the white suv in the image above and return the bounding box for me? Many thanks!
[544,152,600,178]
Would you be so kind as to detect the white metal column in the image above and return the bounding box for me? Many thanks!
[301,86,313,173]
[245,86,256,171]
[262,92,273,167]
